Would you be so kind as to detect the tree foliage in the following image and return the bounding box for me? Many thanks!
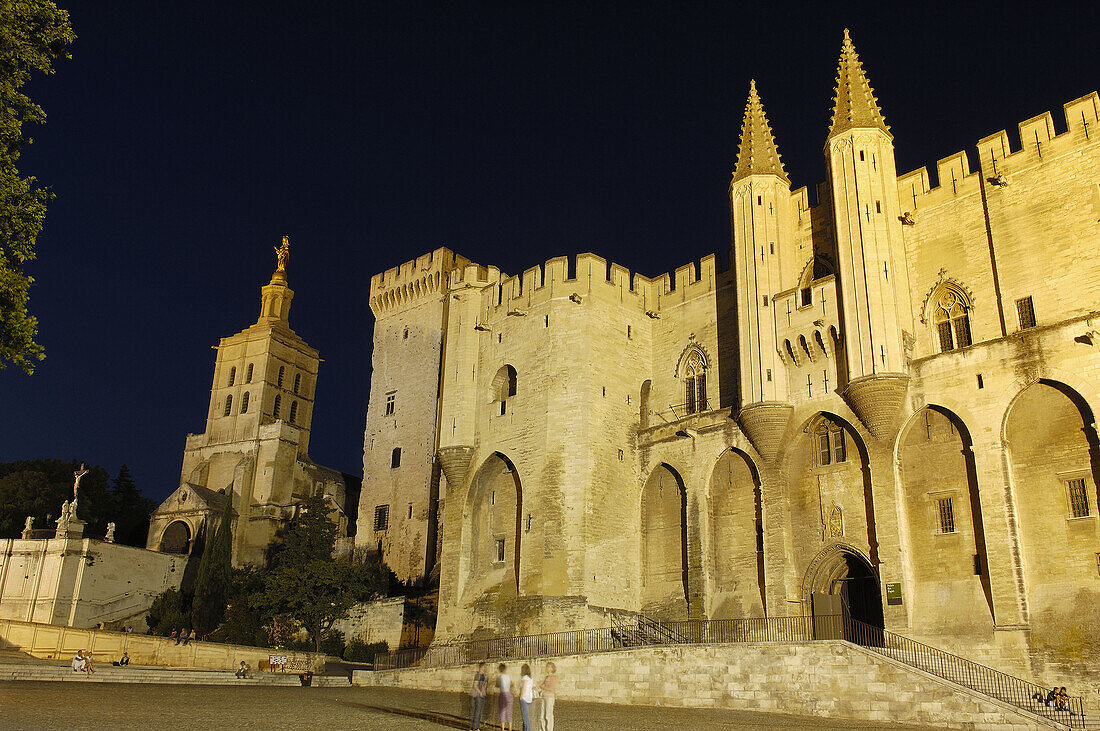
[0,1,75,373]
[190,493,233,637]
[0,459,154,543]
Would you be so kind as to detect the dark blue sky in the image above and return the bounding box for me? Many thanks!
[2,2,1097,505]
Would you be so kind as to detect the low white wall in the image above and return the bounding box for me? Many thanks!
[354,642,1059,729]
[332,597,404,649]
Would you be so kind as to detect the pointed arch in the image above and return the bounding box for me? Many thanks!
[707,448,766,618]
[640,463,689,618]
[676,343,710,415]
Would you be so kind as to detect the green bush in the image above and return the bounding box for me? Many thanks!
[343,640,388,663]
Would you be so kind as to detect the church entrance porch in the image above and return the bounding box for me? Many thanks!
[805,545,884,639]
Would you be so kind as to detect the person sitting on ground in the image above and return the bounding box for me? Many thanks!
[235,661,252,679]
[113,651,130,667]
[1055,687,1077,714]
[71,650,86,673]
[83,651,95,675]
[1045,688,1058,708]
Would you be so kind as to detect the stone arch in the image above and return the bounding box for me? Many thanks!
[159,520,192,554]
[1003,379,1100,648]
[675,343,709,415]
[490,365,518,415]
[896,405,994,629]
[707,448,765,618]
[459,452,523,603]
[640,463,688,618]
[802,542,884,629]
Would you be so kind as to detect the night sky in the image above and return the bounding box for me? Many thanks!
[2,3,1097,506]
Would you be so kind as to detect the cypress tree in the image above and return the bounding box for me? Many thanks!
[190,492,233,637]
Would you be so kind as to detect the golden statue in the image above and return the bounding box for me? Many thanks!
[273,235,290,280]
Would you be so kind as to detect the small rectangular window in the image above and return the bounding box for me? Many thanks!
[373,505,390,531]
[859,150,865,161]
[391,448,401,468]
[831,430,846,463]
[1016,296,1036,329]
[408,503,413,519]
[800,288,812,307]
[497,333,502,343]
[817,432,831,466]
[499,401,507,416]
[385,393,396,416]
[627,324,631,339]
[766,369,772,382]
[973,554,983,576]
[525,514,532,532]
[769,242,775,255]
[495,538,505,563]
[976,374,984,389]
[875,201,881,213]
[757,195,762,205]
[1068,478,1090,518]
[545,315,549,327]
[618,449,624,462]
[762,295,769,307]
[937,498,956,534]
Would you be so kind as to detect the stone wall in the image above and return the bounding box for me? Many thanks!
[0,618,329,672]
[331,597,405,650]
[354,642,1060,729]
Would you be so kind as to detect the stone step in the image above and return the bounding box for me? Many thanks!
[0,663,350,687]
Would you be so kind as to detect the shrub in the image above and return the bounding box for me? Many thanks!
[343,640,388,663]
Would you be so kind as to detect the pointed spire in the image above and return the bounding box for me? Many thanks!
[828,29,890,139]
[731,79,789,185]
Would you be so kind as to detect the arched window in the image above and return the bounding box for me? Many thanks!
[223,394,233,416]
[933,288,972,353]
[815,419,847,467]
[293,373,301,395]
[289,401,298,424]
[277,366,285,388]
[681,349,707,415]
[273,394,281,419]
[228,366,236,387]
[245,363,254,383]
[240,391,250,414]
[491,365,518,416]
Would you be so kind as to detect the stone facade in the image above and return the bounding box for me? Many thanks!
[149,240,357,567]
[357,31,1100,686]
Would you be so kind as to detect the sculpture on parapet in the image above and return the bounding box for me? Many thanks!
[71,463,89,519]
[22,516,34,539]
[275,235,290,275]
[56,500,71,538]
[105,522,116,543]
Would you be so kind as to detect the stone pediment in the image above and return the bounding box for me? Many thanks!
[153,482,229,516]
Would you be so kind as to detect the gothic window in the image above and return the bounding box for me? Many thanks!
[277,366,285,388]
[814,420,847,467]
[293,373,301,395]
[680,348,707,415]
[289,401,298,424]
[245,363,254,383]
[223,394,233,416]
[240,391,250,414]
[228,366,236,387]
[273,394,281,419]
[933,288,972,353]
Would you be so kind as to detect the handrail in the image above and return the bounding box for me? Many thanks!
[842,616,1085,729]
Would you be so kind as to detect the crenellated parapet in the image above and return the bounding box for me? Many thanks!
[897,91,1099,213]
[475,251,728,317]
[368,247,473,316]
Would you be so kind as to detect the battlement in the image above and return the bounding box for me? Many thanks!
[369,247,473,316]
[898,91,1099,211]
[484,252,725,316]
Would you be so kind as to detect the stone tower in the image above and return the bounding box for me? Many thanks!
[148,237,353,566]
[825,30,913,440]
[729,80,795,461]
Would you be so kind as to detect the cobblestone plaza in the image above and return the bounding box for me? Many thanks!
[0,683,935,730]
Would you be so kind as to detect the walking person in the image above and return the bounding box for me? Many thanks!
[469,661,488,730]
[496,663,513,731]
[538,662,557,731]
[518,664,535,731]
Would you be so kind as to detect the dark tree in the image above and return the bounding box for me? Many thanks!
[109,464,155,546]
[190,493,233,636]
[0,1,75,372]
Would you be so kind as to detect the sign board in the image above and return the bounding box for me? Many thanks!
[268,654,288,669]
[885,582,903,606]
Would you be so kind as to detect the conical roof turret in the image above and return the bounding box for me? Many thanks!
[731,80,789,185]
[827,29,890,140]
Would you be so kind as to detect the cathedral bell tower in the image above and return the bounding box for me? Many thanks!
[730,80,795,461]
[824,30,913,440]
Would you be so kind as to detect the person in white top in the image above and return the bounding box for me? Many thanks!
[497,663,513,731]
[518,663,535,731]
[538,662,557,731]
[71,650,86,673]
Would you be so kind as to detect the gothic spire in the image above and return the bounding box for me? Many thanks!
[731,79,789,185]
[827,29,890,140]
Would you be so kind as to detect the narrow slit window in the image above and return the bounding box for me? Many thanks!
[495,538,506,563]
[245,363,254,383]
[240,392,250,414]
[223,394,233,416]
[391,447,401,468]
[289,401,298,424]
[273,394,281,419]
[277,366,285,388]
[293,373,301,394]
[227,366,236,387]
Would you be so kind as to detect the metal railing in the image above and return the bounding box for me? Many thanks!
[842,616,1085,729]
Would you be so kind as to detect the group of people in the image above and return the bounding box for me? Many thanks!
[70,650,95,674]
[1035,687,1078,714]
[169,628,193,645]
[469,661,557,731]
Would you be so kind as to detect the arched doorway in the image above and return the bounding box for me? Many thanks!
[159,520,191,554]
[460,452,522,602]
[805,545,884,631]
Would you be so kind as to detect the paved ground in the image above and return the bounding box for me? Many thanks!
[0,682,937,730]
